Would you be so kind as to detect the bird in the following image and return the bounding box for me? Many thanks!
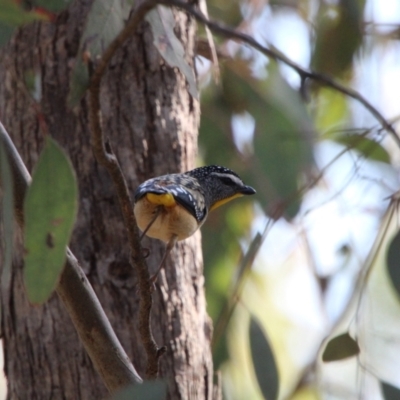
[133,165,256,282]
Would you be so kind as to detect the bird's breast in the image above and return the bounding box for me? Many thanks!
[134,194,200,242]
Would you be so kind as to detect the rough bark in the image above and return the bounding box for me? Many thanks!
[0,2,215,399]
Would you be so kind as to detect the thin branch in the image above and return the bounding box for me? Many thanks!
[88,0,161,378]
[160,0,400,148]
[0,122,142,391]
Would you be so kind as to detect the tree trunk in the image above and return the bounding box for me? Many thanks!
[0,2,215,399]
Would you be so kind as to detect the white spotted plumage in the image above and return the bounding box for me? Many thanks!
[133,165,256,281]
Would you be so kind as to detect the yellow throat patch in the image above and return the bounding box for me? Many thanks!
[210,193,243,211]
[146,192,176,207]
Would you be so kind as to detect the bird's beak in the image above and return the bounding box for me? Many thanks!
[241,185,256,195]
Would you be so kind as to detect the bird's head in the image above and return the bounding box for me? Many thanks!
[187,165,256,211]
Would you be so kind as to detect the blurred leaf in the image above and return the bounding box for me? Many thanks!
[68,59,89,107]
[226,201,254,237]
[221,61,315,218]
[312,0,365,76]
[205,240,238,320]
[289,386,320,400]
[213,232,262,355]
[221,60,254,113]
[255,67,315,218]
[23,137,78,304]
[68,0,133,106]
[314,88,349,132]
[381,381,400,400]
[0,0,47,47]
[322,332,360,362]
[111,381,167,400]
[32,0,72,12]
[200,96,236,166]
[334,134,390,163]
[0,143,14,291]
[249,316,279,400]
[0,0,42,25]
[0,0,70,46]
[207,0,241,27]
[386,229,400,299]
[146,6,198,99]
[201,58,315,222]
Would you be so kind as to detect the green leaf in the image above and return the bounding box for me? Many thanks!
[0,0,42,25]
[312,0,365,76]
[381,381,400,400]
[249,316,279,400]
[67,0,134,106]
[386,229,400,299]
[230,63,314,219]
[0,0,46,48]
[199,95,236,166]
[322,332,360,362]
[0,142,14,291]
[23,137,78,304]
[333,134,390,163]
[67,59,90,107]
[146,6,198,99]
[314,88,349,132]
[32,0,72,13]
[205,60,315,219]
[207,0,241,27]
[111,381,167,400]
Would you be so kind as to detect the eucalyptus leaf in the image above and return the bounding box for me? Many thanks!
[222,62,315,218]
[23,137,78,304]
[312,0,365,76]
[381,380,400,400]
[322,332,360,362]
[33,0,73,12]
[334,134,390,164]
[386,229,400,299]
[146,5,198,99]
[0,0,45,48]
[249,316,279,400]
[0,0,42,25]
[68,0,134,105]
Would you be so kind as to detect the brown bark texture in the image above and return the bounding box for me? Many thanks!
[0,1,215,399]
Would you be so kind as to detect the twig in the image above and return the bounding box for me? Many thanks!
[88,0,161,378]
[160,0,400,148]
[0,122,142,391]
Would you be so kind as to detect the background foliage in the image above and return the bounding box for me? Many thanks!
[196,0,400,399]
